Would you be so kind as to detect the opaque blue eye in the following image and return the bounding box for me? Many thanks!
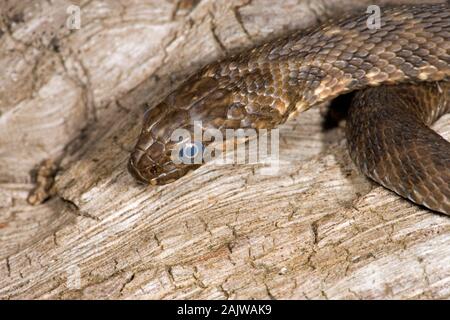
[179,141,204,160]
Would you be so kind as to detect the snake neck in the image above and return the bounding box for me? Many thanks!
[211,3,450,121]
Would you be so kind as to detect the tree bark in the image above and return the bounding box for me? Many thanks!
[0,0,449,299]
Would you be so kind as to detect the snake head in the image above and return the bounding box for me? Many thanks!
[128,67,245,185]
[128,58,287,185]
[127,97,202,185]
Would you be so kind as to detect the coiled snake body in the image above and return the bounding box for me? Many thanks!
[129,4,450,215]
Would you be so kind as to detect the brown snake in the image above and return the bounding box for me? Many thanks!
[129,3,450,215]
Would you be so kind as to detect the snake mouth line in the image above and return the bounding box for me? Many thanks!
[127,156,149,184]
[128,145,160,184]
[129,145,192,186]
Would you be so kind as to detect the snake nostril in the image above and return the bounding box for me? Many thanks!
[128,148,159,183]
[150,166,158,176]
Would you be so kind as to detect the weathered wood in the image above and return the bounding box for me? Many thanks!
[0,0,449,299]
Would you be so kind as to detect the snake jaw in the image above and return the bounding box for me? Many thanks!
[128,151,173,185]
[127,156,148,184]
[128,144,156,184]
[128,132,201,185]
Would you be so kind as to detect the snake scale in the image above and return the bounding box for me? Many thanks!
[129,3,450,215]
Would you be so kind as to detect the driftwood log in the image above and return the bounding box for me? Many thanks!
[0,0,449,299]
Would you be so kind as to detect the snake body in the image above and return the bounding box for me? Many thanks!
[129,3,450,214]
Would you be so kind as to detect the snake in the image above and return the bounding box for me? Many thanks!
[128,3,450,215]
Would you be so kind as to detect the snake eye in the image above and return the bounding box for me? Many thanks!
[179,141,204,162]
